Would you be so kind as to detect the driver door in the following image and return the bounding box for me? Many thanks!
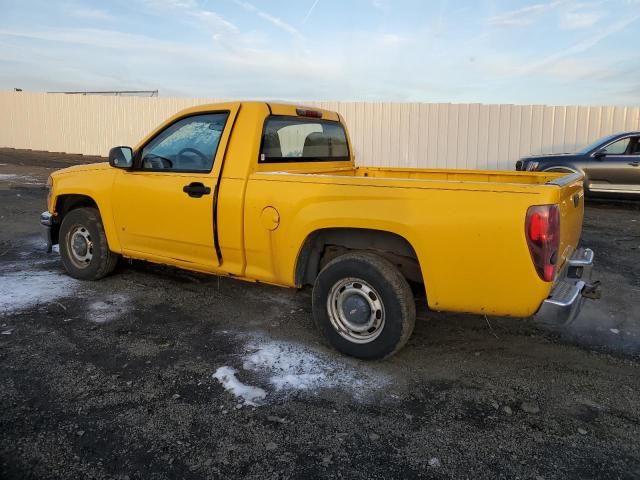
[112,109,237,268]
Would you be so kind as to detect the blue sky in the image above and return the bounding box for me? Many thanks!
[0,0,638,104]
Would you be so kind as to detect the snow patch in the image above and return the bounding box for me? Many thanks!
[243,342,329,391]
[214,337,388,406]
[0,270,78,314]
[243,340,386,393]
[0,173,40,184]
[88,295,129,323]
[213,366,267,407]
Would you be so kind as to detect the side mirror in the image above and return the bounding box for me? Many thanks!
[109,146,134,169]
[593,149,606,160]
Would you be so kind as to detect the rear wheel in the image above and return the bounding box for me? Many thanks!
[59,207,118,280]
[312,252,416,360]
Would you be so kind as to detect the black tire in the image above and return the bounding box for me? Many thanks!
[312,252,416,360]
[59,207,118,280]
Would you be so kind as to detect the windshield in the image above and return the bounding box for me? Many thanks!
[576,134,619,154]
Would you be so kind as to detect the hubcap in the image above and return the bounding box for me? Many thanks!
[67,225,93,268]
[327,278,385,344]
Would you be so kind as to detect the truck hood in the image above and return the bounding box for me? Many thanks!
[52,162,111,177]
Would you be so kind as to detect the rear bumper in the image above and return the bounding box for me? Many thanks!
[535,248,600,327]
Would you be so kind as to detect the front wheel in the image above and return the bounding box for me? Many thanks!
[59,207,118,280]
[312,252,416,360]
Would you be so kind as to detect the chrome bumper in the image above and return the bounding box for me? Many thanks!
[535,248,600,327]
[40,211,54,253]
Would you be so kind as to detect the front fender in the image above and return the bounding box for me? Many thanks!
[50,168,121,253]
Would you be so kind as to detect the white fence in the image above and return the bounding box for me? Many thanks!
[1,92,639,169]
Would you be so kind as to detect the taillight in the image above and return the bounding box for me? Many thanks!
[525,204,560,282]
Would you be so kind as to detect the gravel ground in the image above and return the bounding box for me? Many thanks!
[0,148,639,479]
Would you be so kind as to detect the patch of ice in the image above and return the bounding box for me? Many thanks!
[243,342,330,391]
[0,270,78,314]
[269,373,326,391]
[212,338,389,408]
[242,340,387,394]
[0,173,42,185]
[0,173,44,187]
[17,237,50,258]
[213,366,267,407]
[88,295,129,323]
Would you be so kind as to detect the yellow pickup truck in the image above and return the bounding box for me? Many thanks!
[40,102,599,359]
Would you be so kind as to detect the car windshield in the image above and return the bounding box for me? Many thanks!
[576,134,619,154]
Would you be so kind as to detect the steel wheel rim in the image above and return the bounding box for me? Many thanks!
[327,277,385,344]
[67,224,93,269]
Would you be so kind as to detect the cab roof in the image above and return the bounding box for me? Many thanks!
[175,101,341,122]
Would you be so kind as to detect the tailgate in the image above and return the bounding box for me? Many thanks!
[550,173,585,272]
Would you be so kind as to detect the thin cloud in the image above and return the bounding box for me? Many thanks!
[142,0,238,33]
[143,0,197,9]
[488,1,563,26]
[0,27,187,53]
[378,33,406,45]
[0,26,337,89]
[560,9,604,29]
[520,14,640,74]
[69,6,114,21]
[302,0,320,24]
[232,0,299,35]
[189,9,239,33]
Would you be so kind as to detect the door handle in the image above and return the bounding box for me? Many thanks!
[629,161,639,167]
[183,182,211,198]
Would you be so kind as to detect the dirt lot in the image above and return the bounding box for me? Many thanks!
[0,148,639,479]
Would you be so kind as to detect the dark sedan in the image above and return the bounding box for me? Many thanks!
[516,132,640,197]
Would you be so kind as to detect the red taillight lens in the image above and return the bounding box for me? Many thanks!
[525,205,560,282]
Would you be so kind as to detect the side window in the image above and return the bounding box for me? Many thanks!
[140,113,229,171]
[631,138,640,155]
[260,116,349,163]
[602,138,630,155]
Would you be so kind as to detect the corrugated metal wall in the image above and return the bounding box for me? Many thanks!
[1,92,639,169]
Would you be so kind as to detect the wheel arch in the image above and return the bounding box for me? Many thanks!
[55,193,98,217]
[52,194,120,252]
[294,227,424,287]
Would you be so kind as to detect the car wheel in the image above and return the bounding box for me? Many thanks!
[312,251,416,360]
[59,207,118,280]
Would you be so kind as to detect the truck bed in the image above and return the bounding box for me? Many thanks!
[248,165,585,317]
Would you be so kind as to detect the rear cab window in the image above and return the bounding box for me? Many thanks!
[259,116,350,163]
